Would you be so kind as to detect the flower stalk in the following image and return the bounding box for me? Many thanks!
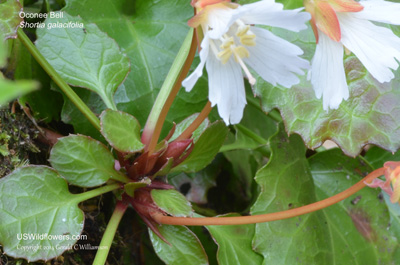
[151,167,385,226]
[93,201,128,265]
[176,101,212,141]
[141,29,197,155]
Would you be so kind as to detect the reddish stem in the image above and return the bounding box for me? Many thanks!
[176,101,212,141]
[151,167,385,226]
[146,32,198,156]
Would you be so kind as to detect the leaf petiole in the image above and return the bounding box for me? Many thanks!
[141,28,196,154]
[72,183,121,204]
[110,170,131,184]
[93,201,128,265]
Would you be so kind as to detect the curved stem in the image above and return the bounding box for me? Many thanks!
[142,29,197,155]
[152,167,385,226]
[72,183,121,204]
[176,101,212,141]
[93,201,128,265]
[17,29,101,131]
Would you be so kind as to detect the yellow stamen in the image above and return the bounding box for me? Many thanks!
[218,48,233,64]
[236,25,256,46]
[233,46,249,61]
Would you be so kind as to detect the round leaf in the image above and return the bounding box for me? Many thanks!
[0,0,22,40]
[100,109,144,153]
[149,225,208,265]
[49,134,118,187]
[0,166,84,262]
[309,149,400,263]
[35,12,130,108]
[251,123,331,264]
[205,214,263,265]
[151,189,193,217]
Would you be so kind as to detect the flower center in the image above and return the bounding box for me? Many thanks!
[210,21,256,85]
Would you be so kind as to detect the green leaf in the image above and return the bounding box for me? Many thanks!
[12,37,64,122]
[60,86,105,142]
[124,179,150,197]
[100,109,144,153]
[223,149,263,201]
[206,213,263,265]
[18,81,64,123]
[251,123,331,264]
[149,225,208,265]
[170,114,210,143]
[0,77,38,106]
[35,11,130,109]
[382,193,400,252]
[0,0,22,40]
[256,26,400,156]
[172,121,228,173]
[0,166,84,262]
[0,33,5,67]
[364,146,400,170]
[221,93,277,153]
[309,149,400,263]
[61,0,211,138]
[189,226,218,265]
[49,134,120,187]
[151,189,193,217]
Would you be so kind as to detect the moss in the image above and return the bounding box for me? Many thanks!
[0,104,40,177]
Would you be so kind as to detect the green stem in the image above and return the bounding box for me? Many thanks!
[72,183,121,204]
[17,28,101,131]
[235,124,266,145]
[93,201,128,265]
[100,93,117,111]
[141,29,195,153]
[110,170,131,184]
[247,96,282,123]
[152,167,385,226]
[234,124,271,156]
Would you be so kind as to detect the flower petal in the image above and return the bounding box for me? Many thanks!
[365,178,393,197]
[205,4,236,39]
[243,27,309,88]
[309,31,348,110]
[339,13,400,83]
[182,35,210,92]
[315,1,341,42]
[329,0,363,12]
[355,0,400,25]
[232,0,310,32]
[206,52,246,124]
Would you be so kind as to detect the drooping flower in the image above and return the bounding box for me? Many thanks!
[182,0,310,124]
[366,161,400,203]
[305,0,400,110]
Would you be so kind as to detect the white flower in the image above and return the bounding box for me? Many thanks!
[305,0,400,110]
[182,0,310,124]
